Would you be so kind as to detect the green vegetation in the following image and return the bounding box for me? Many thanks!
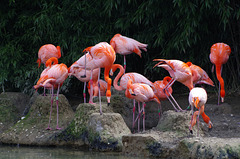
[0,0,239,95]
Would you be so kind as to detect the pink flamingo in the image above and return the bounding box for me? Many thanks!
[34,58,68,130]
[153,59,193,111]
[83,42,116,114]
[152,76,173,101]
[210,43,231,105]
[35,57,58,95]
[111,64,154,131]
[126,79,161,132]
[110,34,147,72]
[186,62,214,87]
[189,87,213,136]
[37,44,61,68]
[68,53,100,103]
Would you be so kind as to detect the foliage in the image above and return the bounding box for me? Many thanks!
[0,0,239,95]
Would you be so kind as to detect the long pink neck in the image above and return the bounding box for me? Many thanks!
[215,64,225,98]
[112,64,125,91]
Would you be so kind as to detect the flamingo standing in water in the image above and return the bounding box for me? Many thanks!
[110,34,147,72]
[152,76,173,101]
[189,87,213,136]
[83,42,116,114]
[126,79,161,132]
[186,62,214,87]
[37,44,61,68]
[153,59,193,111]
[68,53,100,103]
[111,64,154,131]
[34,57,68,130]
[210,43,231,105]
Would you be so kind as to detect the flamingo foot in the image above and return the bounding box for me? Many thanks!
[46,127,52,130]
[56,127,62,130]
[88,101,96,105]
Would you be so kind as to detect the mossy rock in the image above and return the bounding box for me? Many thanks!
[0,94,74,146]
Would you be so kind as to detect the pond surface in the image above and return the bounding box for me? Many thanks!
[0,145,149,159]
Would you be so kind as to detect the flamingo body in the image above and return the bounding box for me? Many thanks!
[153,76,173,101]
[37,44,61,67]
[110,34,147,56]
[186,62,214,87]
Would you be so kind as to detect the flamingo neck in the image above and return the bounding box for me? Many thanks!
[57,46,61,58]
[215,64,225,99]
[112,64,124,91]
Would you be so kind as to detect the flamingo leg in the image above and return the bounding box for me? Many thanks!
[163,79,180,111]
[81,52,87,78]
[89,69,94,104]
[217,67,223,105]
[189,104,194,134]
[123,55,126,74]
[138,102,141,132]
[56,84,61,130]
[132,99,136,132]
[46,86,54,130]
[98,68,102,115]
[143,102,146,131]
[197,109,200,137]
[83,82,86,103]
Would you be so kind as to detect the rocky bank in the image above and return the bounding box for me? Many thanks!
[0,91,240,158]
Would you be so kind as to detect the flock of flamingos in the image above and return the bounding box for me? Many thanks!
[33,34,231,136]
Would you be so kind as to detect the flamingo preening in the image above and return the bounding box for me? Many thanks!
[153,59,193,112]
[210,43,231,105]
[34,57,68,130]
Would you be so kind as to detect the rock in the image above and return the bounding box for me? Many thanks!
[0,92,30,133]
[0,94,74,146]
[177,137,240,158]
[0,92,30,116]
[88,113,131,151]
[156,110,205,137]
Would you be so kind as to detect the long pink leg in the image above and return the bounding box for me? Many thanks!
[46,86,54,130]
[83,82,86,103]
[123,55,126,74]
[89,69,94,104]
[98,68,102,115]
[56,84,61,130]
[138,101,141,132]
[132,99,136,132]
[143,102,146,131]
[197,109,200,137]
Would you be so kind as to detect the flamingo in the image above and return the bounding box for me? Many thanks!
[110,33,147,72]
[83,42,116,115]
[68,54,100,103]
[210,43,231,105]
[153,59,193,112]
[126,79,161,132]
[189,87,213,136]
[111,64,154,131]
[37,44,61,68]
[186,62,214,87]
[34,58,68,130]
[152,76,173,101]
[35,57,58,96]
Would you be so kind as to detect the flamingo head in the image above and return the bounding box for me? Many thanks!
[192,97,200,109]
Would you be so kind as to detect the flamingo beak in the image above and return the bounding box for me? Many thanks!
[129,88,136,96]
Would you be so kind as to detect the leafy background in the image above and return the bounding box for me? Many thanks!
[0,0,239,98]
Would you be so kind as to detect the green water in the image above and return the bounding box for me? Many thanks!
[0,145,148,159]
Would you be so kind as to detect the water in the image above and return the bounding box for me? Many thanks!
[0,145,147,159]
